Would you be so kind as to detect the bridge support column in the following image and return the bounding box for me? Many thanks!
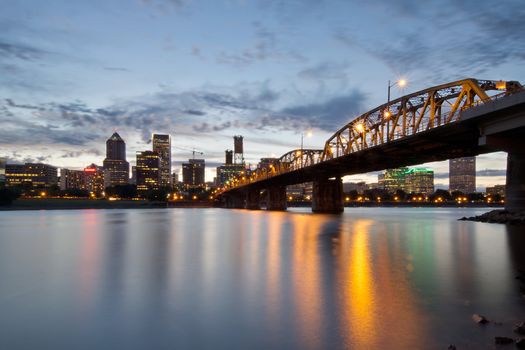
[224,192,244,209]
[267,186,287,211]
[506,151,525,212]
[245,189,261,210]
[312,177,344,214]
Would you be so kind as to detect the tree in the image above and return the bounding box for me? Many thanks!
[105,184,137,199]
[0,188,20,206]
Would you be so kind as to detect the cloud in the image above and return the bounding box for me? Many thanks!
[476,169,506,177]
[281,89,367,131]
[298,61,350,81]
[103,67,130,72]
[0,40,47,61]
[217,22,305,67]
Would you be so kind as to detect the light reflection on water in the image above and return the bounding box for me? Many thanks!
[0,207,524,349]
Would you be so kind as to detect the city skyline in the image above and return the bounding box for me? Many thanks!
[2,1,524,189]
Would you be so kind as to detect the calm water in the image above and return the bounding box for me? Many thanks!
[0,207,524,349]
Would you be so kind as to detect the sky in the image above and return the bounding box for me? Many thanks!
[1,0,524,190]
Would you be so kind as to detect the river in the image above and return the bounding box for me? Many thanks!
[0,207,523,349]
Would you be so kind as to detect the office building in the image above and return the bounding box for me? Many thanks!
[6,163,58,187]
[378,167,408,192]
[486,185,505,197]
[84,164,105,196]
[183,159,205,187]
[136,151,160,193]
[216,150,245,186]
[103,132,129,187]
[0,157,5,186]
[449,157,476,193]
[343,182,367,194]
[405,168,434,195]
[60,169,87,190]
[152,134,171,187]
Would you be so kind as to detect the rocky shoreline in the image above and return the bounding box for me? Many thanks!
[459,209,525,225]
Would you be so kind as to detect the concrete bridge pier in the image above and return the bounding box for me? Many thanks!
[245,189,261,210]
[506,151,525,212]
[312,177,344,213]
[224,192,245,209]
[267,186,287,211]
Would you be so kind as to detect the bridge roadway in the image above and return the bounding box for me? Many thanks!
[220,80,525,213]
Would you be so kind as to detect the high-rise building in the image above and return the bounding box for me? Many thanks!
[233,135,244,165]
[6,163,58,187]
[378,167,408,192]
[152,134,171,188]
[216,150,245,187]
[84,164,105,196]
[405,168,434,195]
[0,157,5,186]
[172,171,179,185]
[136,151,160,193]
[103,132,129,187]
[449,157,476,193]
[182,159,205,187]
[60,169,87,190]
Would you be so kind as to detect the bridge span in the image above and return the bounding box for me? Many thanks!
[218,79,525,213]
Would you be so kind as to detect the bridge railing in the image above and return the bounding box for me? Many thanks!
[219,79,522,193]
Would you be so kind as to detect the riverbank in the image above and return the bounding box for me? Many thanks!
[460,209,525,224]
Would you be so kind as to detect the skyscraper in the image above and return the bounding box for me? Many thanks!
[152,134,171,188]
[103,132,129,187]
[136,151,160,193]
[182,159,205,187]
[449,157,476,193]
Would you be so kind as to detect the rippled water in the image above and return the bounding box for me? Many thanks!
[0,207,524,349]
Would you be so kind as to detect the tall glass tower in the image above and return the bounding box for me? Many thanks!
[103,132,129,187]
[152,134,171,188]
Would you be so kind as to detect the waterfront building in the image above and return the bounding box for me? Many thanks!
[5,163,58,187]
[215,150,246,187]
[103,132,129,187]
[0,157,5,186]
[136,151,160,193]
[183,159,205,187]
[343,182,367,194]
[59,169,87,190]
[486,185,505,197]
[84,164,105,196]
[378,167,408,192]
[152,134,171,188]
[449,157,476,193]
[405,168,434,195]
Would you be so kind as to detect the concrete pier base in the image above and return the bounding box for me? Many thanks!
[506,151,525,212]
[312,177,344,213]
[245,189,261,210]
[267,186,287,211]
[224,193,244,209]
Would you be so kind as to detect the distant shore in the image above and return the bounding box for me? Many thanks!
[0,198,214,211]
[0,198,504,211]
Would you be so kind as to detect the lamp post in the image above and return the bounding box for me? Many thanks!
[385,79,406,142]
[300,130,312,168]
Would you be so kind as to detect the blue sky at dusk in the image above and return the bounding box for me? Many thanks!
[2,0,524,189]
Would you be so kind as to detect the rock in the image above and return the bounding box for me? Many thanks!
[515,322,525,335]
[495,336,513,344]
[459,217,468,221]
[472,313,489,324]
[516,338,525,348]
[447,345,457,350]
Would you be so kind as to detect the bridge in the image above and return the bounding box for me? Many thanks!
[218,78,525,213]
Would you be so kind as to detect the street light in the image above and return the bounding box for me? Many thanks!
[300,130,312,168]
[385,79,407,141]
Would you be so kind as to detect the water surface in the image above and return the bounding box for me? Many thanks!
[0,207,524,349]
